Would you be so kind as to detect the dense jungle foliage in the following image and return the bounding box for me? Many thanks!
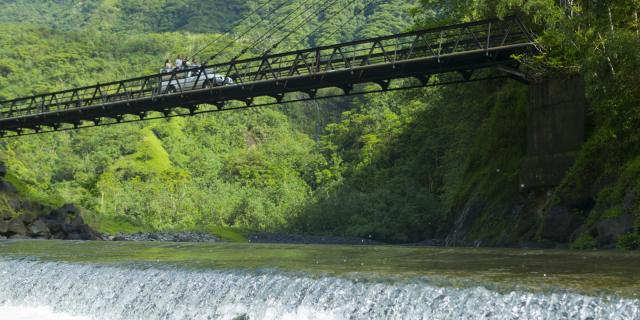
[0,0,638,246]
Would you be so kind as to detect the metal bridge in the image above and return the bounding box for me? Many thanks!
[0,16,538,137]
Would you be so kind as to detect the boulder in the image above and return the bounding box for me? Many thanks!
[66,232,83,241]
[60,203,80,215]
[9,234,30,240]
[540,206,585,242]
[39,218,63,234]
[76,224,98,240]
[113,235,128,241]
[0,220,8,234]
[594,214,635,246]
[7,219,28,236]
[43,204,81,224]
[63,223,76,234]
[0,180,16,193]
[71,214,85,228]
[28,220,50,237]
[52,232,66,240]
[19,213,35,225]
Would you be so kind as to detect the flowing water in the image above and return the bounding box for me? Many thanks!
[0,240,639,319]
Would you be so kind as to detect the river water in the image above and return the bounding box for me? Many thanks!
[0,240,638,319]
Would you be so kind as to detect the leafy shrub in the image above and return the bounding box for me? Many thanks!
[571,234,597,250]
[617,233,640,250]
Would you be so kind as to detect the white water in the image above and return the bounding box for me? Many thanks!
[0,259,638,320]
[0,305,90,320]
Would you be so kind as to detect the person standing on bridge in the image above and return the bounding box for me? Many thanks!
[175,56,183,69]
[164,59,173,70]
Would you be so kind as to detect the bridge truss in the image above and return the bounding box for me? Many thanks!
[0,16,538,137]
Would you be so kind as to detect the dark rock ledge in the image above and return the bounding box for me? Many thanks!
[0,204,100,240]
[248,232,381,245]
[106,232,220,242]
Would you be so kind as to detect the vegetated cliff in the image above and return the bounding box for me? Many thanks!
[423,1,640,250]
[302,0,639,248]
[0,163,99,240]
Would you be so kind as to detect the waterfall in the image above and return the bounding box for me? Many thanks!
[0,258,638,320]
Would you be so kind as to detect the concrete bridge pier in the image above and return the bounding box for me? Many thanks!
[520,76,586,189]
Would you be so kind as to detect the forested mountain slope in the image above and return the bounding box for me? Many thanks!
[0,0,247,33]
[0,0,419,237]
[0,0,638,249]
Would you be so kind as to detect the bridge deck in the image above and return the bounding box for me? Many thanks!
[0,16,538,136]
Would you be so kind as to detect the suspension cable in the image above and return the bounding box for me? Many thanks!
[190,0,274,60]
[262,0,344,55]
[200,0,292,65]
[315,0,376,46]
[292,0,368,49]
[225,0,325,62]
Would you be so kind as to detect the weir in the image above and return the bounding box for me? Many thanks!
[0,259,637,319]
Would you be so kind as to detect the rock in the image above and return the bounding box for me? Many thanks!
[39,218,63,234]
[28,220,50,237]
[0,180,16,193]
[75,224,98,240]
[623,188,638,213]
[594,214,635,246]
[7,219,28,236]
[60,203,80,215]
[71,214,85,228]
[63,223,76,234]
[46,204,79,223]
[513,241,555,249]
[19,213,35,225]
[0,235,6,240]
[9,234,30,240]
[66,232,83,241]
[112,232,220,243]
[540,206,585,242]
[52,232,66,240]
[46,209,66,222]
[1,213,12,221]
[406,239,445,247]
[249,232,378,245]
[0,220,8,234]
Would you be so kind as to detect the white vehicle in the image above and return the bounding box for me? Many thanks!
[158,65,234,94]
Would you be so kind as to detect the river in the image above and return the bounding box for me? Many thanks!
[0,240,638,319]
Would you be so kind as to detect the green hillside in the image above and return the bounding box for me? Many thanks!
[0,0,638,248]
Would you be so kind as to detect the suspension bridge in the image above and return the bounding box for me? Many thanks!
[0,16,538,137]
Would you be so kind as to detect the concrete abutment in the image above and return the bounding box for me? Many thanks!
[521,76,586,189]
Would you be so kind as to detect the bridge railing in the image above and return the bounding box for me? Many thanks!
[0,16,536,121]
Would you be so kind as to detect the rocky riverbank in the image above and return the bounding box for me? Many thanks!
[248,232,381,245]
[107,232,220,242]
[0,204,99,240]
